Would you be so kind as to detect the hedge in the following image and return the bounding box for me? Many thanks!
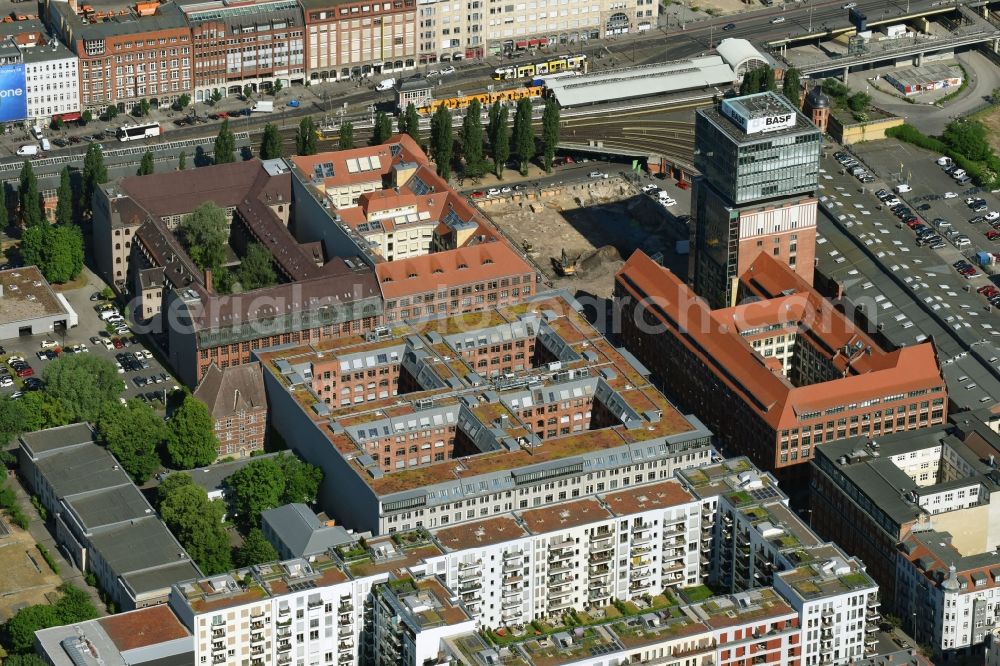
[885,124,992,187]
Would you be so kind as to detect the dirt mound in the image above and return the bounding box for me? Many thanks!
[579,245,622,272]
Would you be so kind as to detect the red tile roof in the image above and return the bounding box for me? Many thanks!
[616,251,946,430]
[375,240,533,300]
[97,605,190,651]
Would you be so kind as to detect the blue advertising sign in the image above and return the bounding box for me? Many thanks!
[0,64,27,123]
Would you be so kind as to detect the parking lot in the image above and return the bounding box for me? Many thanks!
[813,141,1000,410]
[0,269,178,406]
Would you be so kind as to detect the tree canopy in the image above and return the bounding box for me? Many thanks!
[236,527,279,567]
[430,104,453,180]
[179,202,229,273]
[398,103,421,145]
[512,98,535,176]
[943,120,992,163]
[372,111,393,145]
[461,99,484,177]
[541,97,560,173]
[55,166,73,227]
[137,150,155,176]
[226,453,323,529]
[21,223,85,284]
[80,143,107,216]
[96,399,165,483]
[492,105,510,179]
[259,123,282,160]
[214,119,237,164]
[166,394,218,469]
[18,160,42,227]
[782,68,801,104]
[296,117,318,156]
[157,473,231,574]
[238,242,278,291]
[4,584,98,653]
[338,121,355,150]
[42,353,123,423]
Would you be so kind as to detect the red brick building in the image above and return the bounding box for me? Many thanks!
[615,250,948,477]
[193,361,268,458]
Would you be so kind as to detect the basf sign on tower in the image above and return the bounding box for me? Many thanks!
[0,64,27,123]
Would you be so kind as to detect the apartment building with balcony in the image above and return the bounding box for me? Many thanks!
[257,290,716,536]
[677,458,881,664]
[810,414,1000,660]
[615,249,948,482]
[44,0,193,113]
[179,0,306,102]
[303,0,418,81]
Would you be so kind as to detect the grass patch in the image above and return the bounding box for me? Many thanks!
[37,543,59,574]
[679,584,713,603]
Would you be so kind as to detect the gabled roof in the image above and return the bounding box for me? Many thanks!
[193,362,267,420]
[261,503,354,558]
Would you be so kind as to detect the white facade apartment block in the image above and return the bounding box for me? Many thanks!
[170,559,386,666]
[24,48,80,122]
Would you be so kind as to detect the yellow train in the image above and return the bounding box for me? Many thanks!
[417,86,543,115]
[492,54,587,81]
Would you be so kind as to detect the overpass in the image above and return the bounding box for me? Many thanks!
[768,3,1000,77]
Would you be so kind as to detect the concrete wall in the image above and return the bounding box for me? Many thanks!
[260,364,382,533]
[290,175,372,265]
[828,114,905,145]
[165,291,200,388]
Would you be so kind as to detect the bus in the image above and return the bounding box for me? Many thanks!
[116,122,161,142]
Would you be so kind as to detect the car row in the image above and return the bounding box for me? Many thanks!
[978,284,1000,308]
[641,183,676,206]
[7,356,33,378]
[954,259,980,279]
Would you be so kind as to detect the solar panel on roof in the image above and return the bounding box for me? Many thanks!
[346,158,360,173]
[322,162,335,177]
[749,487,779,501]
[371,155,382,169]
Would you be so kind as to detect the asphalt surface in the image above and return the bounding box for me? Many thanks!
[814,142,1000,410]
[0,268,179,405]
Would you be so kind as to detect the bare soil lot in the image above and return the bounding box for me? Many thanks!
[0,514,63,622]
[486,180,688,301]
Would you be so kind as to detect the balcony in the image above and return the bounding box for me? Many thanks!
[632,522,651,534]
[277,642,292,653]
[338,655,352,665]
[307,599,323,609]
[250,621,263,631]
[276,618,292,628]
[458,568,479,581]
[460,580,482,592]
[212,657,226,665]
[502,608,523,621]
[250,646,264,656]
[339,602,354,614]
[211,629,225,639]
[549,597,573,611]
[630,568,652,581]
[548,586,573,599]
[339,640,354,651]
[549,548,573,563]
[277,657,292,666]
[549,561,574,575]
[339,626,354,638]
[865,624,878,633]
[212,642,225,653]
[504,573,524,584]
[590,541,614,554]
[589,567,612,579]
[460,559,481,570]
[278,606,290,616]
[867,599,880,609]
[250,632,263,643]
[590,551,612,564]
[277,627,291,640]
[589,588,610,600]
[503,597,522,609]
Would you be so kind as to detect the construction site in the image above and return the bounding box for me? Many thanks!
[482,178,689,301]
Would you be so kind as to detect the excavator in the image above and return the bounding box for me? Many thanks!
[552,248,580,277]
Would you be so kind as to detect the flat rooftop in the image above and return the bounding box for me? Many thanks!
[433,516,529,552]
[0,266,69,325]
[702,91,819,144]
[600,481,694,516]
[520,499,612,535]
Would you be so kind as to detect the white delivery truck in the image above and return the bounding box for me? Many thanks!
[16,144,38,156]
[376,78,396,92]
[251,101,274,113]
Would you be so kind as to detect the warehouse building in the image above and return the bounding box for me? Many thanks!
[0,266,77,340]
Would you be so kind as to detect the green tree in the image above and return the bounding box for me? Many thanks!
[276,452,322,504]
[96,400,165,483]
[81,110,93,125]
[372,110,393,145]
[238,242,277,291]
[943,120,992,162]
[5,604,60,652]
[178,150,187,170]
[179,202,229,272]
[782,68,801,105]
[493,105,510,179]
[137,150,155,176]
[273,80,283,95]
[176,93,190,110]
[242,84,253,100]
[158,473,231,574]
[55,166,73,226]
[296,116,318,156]
[740,66,771,95]
[0,181,8,229]
[541,97,560,173]
[18,160,42,227]
[259,123,282,160]
[21,223,84,284]
[43,354,123,422]
[210,89,222,105]
[461,98,484,177]
[166,394,218,469]
[847,91,871,113]
[214,119,236,164]
[512,98,534,176]
[487,100,501,148]
[0,395,30,445]
[237,528,279,567]
[105,104,119,120]
[17,391,70,432]
[821,77,850,100]
[430,104,453,180]
[764,67,776,93]
[398,103,420,144]
[338,121,355,150]
[3,654,49,665]
[80,143,107,216]
[227,456,286,528]
[137,98,151,117]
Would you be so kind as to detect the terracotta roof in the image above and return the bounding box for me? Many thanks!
[601,480,694,516]
[616,251,946,430]
[433,515,529,551]
[291,134,426,189]
[97,605,190,651]
[375,240,532,300]
[520,498,612,534]
[193,362,267,420]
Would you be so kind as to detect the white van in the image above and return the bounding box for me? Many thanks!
[375,78,396,92]
[40,138,50,152]
[16,144,38,156]
[894,184,912,193]
[952,168,967,179]
[31,125,43,140]
[937,156,953,167]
